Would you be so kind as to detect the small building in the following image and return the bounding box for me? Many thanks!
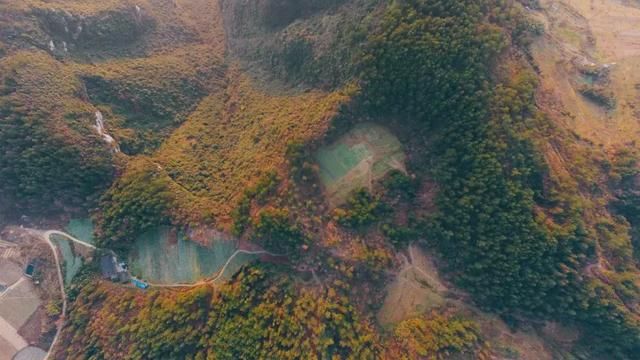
[24,259,40,279]
[131,278,149,290]
[24,263,35,278]
[24,260,41,285]
[100,255,129,282]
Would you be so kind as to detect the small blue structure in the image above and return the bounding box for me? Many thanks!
[24,263,35,278]
[131,278,149,289]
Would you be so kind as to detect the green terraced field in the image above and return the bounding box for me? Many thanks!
[128,227,256,284]
[51,234,84,285]
[65,218,96,245]
[315,123,406,205]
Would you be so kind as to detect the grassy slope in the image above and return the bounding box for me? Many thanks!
[0,51,114,213]
[77,46,226,154]
[2,0,351,233]
[526,1,640,326]
[7,0,137,15]
[136,70,350,228]
[4,0,640,358]
[0,0,228,215]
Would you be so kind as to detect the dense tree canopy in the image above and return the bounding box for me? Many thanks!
[0,53,114,215]
[97,159,172,247]
[360,0,640,357]
[56,267,380,360]
[32,1,640,358]
[384,313,483,359]
[252,207,307,254]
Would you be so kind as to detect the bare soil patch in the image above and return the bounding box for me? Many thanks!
[377,245,446,326]
[533,0,640,147]
[19,307,47,346]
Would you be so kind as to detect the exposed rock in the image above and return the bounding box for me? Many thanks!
[221,0,375,88]
[221,0,348,35]
[33,6,155,51]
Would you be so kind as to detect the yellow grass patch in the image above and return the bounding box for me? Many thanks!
[533,0,640,148]
[130,71,351,228]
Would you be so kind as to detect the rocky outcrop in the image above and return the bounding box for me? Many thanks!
[221,0,347,35]
[221,0,375,88]
[33,6,154,53]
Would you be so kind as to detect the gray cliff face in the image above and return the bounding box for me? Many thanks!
[0,5,155,57]
[220,0,347,35]
[33,6,155,52]
[220,0,377,89]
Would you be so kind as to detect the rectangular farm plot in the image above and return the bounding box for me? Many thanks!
[129,227,255,284]
[316,143,370,184]
[0,262,22,289]
[0,335,17,360]
[50,235,85,286]
[315,123,406,206]
[0,280,41,329]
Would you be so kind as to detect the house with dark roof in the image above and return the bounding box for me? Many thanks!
[100,255,129,282]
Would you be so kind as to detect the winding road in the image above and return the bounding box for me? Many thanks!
[21,227,281,359]
[42,230,97,250]
[147,249,277,288]
[20,229,98,360]
[23,229,70,360]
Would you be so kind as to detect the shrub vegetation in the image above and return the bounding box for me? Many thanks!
[359,0,640,357]
[0,52,114,215]
[252,208,307,254]
[56,267,380,360]
[334,188,389,229]
[384,313,483,359]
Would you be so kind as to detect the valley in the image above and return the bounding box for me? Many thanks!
[2,0,640,359]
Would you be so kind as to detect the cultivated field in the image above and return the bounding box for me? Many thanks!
[0,229,63,360]
[0,261,43,360]
[315,122,406,206]
[128,226,256,284]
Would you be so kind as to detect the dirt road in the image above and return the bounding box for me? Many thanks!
[22,227,281,358]
[148,249,278,288]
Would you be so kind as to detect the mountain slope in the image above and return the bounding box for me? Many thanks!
[2,0,640,359]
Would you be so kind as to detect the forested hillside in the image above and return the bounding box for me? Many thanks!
[0,51,115,216]
[358,0,640,357]
[2,0,640,359]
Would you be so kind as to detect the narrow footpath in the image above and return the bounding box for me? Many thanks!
[23,227,281,359]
